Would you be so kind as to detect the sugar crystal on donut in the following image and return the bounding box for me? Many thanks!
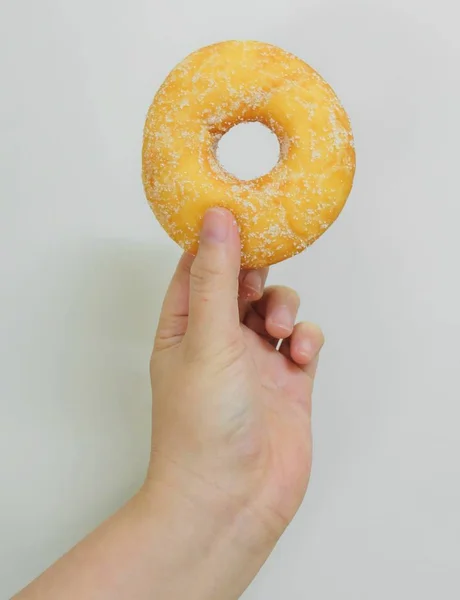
[142,40,355,268]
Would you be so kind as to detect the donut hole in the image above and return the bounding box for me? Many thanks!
[217,122,280,181]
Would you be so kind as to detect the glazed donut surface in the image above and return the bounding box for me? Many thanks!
[142,40,355,268]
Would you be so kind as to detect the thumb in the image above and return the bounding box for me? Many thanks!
[186,207,241,351]
[154,253,193,351]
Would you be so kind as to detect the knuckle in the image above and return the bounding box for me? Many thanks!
[299,321,325,346]
[283,286,300,305]
[310,321,324,340]
[267,285,300,305]
[154,316,187,351]
[292,288,301,303]
[318,329,326,348]
[190,260,225,293]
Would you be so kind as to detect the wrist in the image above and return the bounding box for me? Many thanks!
[137,462,278,600]
[144,449,285,549]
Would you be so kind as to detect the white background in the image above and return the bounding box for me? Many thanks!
[1,0,460,597]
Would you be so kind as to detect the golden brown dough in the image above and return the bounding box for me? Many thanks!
[142,40,355,268]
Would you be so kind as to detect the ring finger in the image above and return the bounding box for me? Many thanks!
[244,285,300,342]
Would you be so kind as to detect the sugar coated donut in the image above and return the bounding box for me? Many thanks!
[142,40,355,268]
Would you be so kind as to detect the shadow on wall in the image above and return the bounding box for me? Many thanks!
[1,237,179,587]
[256,0,460,532]
[50,237,180,510]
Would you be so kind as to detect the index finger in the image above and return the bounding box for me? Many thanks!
[238,268,269,320]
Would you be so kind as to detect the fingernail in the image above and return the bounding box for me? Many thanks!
[242,271,263,297]
[201,208,230,243]
[298,338,314,359]
[270,305,293,334]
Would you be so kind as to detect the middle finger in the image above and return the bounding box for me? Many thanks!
[253,285,300,339]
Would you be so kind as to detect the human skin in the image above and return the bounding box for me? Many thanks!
[14,208,324,600]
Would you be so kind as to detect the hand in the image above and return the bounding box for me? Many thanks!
[14,207,324,600]
[147,207,324,557]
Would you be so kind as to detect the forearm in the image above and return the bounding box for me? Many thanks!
[14,208,319,599]
[13,481,271,600]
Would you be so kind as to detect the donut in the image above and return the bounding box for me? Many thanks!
[142,40,355,269]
